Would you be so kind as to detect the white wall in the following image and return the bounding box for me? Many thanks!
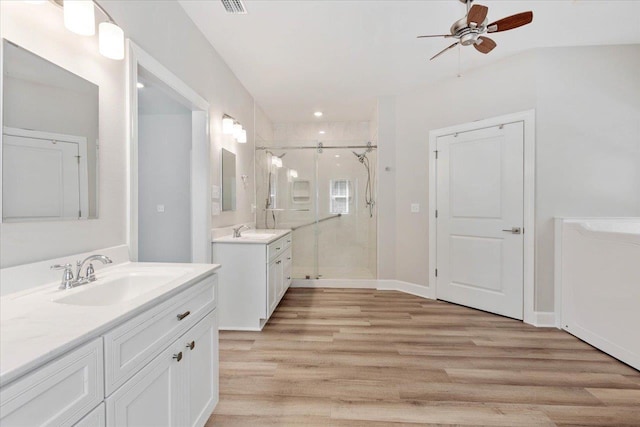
[382,44,640,312]
[102,1,258,230]
[1,2,125,268]
[138,113,192,262]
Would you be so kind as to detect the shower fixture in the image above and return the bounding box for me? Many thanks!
[264,151,287,228]
[352,147,375,218]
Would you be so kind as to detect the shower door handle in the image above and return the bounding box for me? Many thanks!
[502,227,522,234]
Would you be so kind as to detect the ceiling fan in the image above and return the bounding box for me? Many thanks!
[418,0,533,60]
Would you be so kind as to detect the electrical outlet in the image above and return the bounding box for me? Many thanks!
[157,204,165,213]
[411,203,420,213]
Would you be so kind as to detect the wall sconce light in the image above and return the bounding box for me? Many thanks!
[57,0,125,60]
[63,0,95,36]
[233,123,243,139]
[223,114,246,143]
[238,129,247,143]
[222,115,235,135]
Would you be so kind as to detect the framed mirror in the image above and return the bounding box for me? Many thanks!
[221,148,236,211]
[2,39,99,222]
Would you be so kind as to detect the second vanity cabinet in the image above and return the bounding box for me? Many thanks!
[0,270,219,427]
[213,231,292,330]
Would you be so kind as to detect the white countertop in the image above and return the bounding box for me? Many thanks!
[212,229,291,245]
[0,262,220,387]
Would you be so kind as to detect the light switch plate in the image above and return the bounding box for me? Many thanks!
[212,202,221,216]
[411,203,420,213]
[211,185,220,200]
[157,204,165,213]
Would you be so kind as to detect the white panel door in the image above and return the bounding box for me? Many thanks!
[2,134,80,219]
[436,122,524,319]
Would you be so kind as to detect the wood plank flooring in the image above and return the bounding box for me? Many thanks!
[207,288,640,426]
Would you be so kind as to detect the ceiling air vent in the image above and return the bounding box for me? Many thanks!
[221,0,247,14]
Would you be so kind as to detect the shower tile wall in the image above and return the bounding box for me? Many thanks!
[257,121,377,280]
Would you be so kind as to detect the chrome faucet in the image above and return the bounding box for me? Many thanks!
[232,225,250,238]
[51,254,113,290]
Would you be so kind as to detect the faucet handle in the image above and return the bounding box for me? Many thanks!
[86,263,96,281]
[51,264,74,289]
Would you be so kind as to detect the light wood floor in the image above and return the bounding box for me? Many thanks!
[207,288,640,426]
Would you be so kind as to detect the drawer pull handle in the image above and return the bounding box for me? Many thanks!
[276,260,281,265]
[287,257,291,260]
[287,240,291,243]
[287,276,291,280]
[276,247,281,250]
[173,352,183,362]
[177,311,191,321]
[187,341,195,350]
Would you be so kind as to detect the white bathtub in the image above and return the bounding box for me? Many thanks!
[555,218,640,370]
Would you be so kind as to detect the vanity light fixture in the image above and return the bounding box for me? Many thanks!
[314,111,323,117]
[238,129,247,144]
[289,169,298,179]
[319,130,326,135]
[60,0,125,60]
[222,115,235,135]
[63,0,95,36]
[233,123,243,139]
[136,82,145,89]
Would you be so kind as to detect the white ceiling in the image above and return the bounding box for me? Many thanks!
[179,0,640,123]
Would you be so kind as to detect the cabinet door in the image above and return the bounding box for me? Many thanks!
[74,403,105,427]
[185,311,219,427]
[106,341,186,427]
[267,259,278,316]
[283,248,292,292]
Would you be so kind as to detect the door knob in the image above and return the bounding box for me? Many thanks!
[502,227,522,234]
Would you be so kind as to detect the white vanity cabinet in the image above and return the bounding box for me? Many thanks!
[105,310,218,427]
[0,270,219,427]
[213,231,292,330]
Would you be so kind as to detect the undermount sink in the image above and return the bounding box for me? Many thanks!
[236,233,276,240]
[53,271,183,306]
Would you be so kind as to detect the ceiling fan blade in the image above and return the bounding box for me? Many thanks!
[487,11,533,33]
[417,34,454,38]
[430,42,459,61]
[467,4,489,26]
[474,36,496,54]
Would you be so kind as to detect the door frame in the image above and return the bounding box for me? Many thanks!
[126,41,211,263]
[428,110,536,325]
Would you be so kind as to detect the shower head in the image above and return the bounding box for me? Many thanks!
[352,151,366,163]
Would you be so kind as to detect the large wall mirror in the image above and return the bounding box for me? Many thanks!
[221,148,236,211]
[2,39,99,222]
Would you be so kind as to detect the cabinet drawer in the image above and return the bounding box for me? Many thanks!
[0,338,103,427]
[267,233,292,262]
[104,275,217,395]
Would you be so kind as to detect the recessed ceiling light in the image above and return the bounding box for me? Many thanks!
[334,154,340,158]
[136,82,145,89]
[319,130,325,135]
[314,111,323,117]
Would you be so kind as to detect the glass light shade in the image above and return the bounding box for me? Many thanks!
[237,129,247,143]
[64,1,96,36]
[233,123,242,139]
[99,22,124,60]
[222,117,234,134]
[271,157,282,168]
[289,169,298,179]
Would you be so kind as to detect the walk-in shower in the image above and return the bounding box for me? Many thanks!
[256,142,377,280]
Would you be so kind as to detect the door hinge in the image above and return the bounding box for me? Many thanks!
[435,150,439,160]
[435,209,438,218]
[435,268,438,277]
[78,210,82,217]
[75,155,81,164]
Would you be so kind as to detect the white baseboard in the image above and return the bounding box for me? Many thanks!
[532,311,557,328]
